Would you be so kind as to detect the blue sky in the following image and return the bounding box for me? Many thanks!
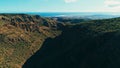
[0,0,120,12]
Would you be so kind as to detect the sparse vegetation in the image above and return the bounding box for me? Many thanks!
[1,14,120,68]
[0,14,61,68]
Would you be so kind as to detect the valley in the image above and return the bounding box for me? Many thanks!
[0,14,120,68]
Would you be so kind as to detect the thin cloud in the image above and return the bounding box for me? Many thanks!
[104,0,120,7]
[104,0,120,12]
[64,0,78,3]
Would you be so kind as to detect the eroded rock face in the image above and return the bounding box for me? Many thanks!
[0,14,63,44]
[0,14,62,68]
[0,14,59,32]
[0,24,30,43]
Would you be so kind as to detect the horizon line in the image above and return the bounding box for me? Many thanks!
[0,11,120,13]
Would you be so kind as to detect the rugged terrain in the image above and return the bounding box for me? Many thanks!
[1,14,120,68]
[0,14,62,68]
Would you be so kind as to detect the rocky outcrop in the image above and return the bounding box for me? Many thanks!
[0,14,59,32]
[0,14,62,68]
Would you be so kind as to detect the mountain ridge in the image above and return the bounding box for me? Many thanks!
[1,14,120,68]
[0,14,62,68]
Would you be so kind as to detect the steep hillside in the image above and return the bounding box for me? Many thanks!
[1,14,120,68]
[0,14,62,68]
[23,17,120,68]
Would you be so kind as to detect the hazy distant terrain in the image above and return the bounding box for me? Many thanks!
[27,12,120,19]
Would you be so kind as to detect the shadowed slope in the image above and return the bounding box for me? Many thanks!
[23,24,120,68]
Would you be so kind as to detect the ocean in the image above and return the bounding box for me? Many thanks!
[26,12,120,17]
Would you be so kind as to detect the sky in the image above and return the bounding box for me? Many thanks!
[0,0,120,12]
